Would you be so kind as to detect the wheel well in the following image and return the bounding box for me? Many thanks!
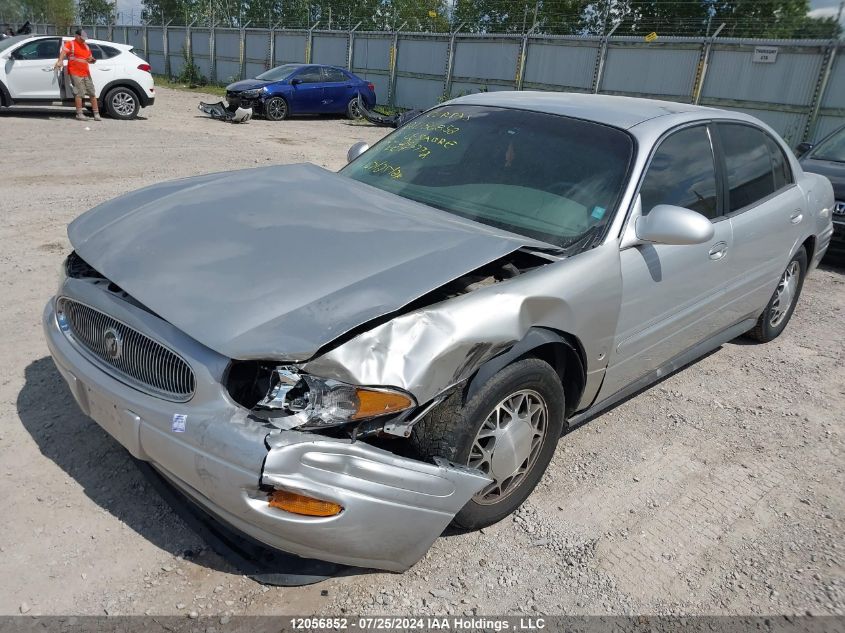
[0,81,10,106]
[801,235,816,266]
[462,329,587,419]
[519,339,585,418]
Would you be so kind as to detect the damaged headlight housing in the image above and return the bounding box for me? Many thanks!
[255,367,415,429]
[239,88,264,98]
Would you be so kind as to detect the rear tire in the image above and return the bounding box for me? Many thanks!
[104,86,140,120]
[746,247,807,342]
[264,96,288,121]
[411,358,565,530]
[346,97,362,119]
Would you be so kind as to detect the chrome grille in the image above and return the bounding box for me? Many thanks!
[56,297,195,402]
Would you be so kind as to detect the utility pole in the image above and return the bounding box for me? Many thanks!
[837,1,844,39]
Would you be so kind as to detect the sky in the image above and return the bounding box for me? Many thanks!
[113,0,845,26]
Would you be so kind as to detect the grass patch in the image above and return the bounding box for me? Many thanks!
[154,76,227,97]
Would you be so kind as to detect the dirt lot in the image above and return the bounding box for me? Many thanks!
[0,87,843,618]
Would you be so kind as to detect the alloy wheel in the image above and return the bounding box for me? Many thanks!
[769,260,800,328]
[111,91,136,117]
[266,98,287,120]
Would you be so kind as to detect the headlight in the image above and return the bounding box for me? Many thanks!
[239,88,263,98]
[255,367,415,429]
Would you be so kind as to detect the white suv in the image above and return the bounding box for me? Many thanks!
[0,34,155,119]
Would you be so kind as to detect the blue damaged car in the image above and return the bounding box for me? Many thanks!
[225,63,377,121]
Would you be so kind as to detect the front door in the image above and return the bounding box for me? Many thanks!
[600,124,736,398]
[288,66,324,114]
[5,37,62,99]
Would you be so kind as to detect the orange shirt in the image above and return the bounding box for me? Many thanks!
[64,40,92,77]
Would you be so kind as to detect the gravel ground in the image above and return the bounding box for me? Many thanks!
[0,87,843,618]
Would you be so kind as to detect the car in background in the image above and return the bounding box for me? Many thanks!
[225,63,376,121]
[0,34,154,119]
[797,125,845,262]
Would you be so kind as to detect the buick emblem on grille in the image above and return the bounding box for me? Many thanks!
[834,201,845,216]
[103,327,123,360]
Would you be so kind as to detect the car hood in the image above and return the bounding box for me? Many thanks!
[226,79,270,92]
[800,157,845,200]
[68,164,536,361]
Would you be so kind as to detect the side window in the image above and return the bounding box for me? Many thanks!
[88,43,104,59]
[323,67,348,83]
[14,38,60,60]
[716,123,786,213]
[99,45,120,58]
[766,135,794,191]
[294,67,323,83]
[639,125,719,220]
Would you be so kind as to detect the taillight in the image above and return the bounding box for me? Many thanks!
[138,63,151,73]
[367,82,375,92]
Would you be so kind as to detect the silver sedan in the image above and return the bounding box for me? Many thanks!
[44,92,834,572]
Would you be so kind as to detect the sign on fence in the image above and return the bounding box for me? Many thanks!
[753,46,779,63]
[644,32,658,42]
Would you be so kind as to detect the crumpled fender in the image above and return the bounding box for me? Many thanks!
[303,242,623,408]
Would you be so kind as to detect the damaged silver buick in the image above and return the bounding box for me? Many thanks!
[44,92,834,572]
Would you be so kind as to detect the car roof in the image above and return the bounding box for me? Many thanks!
[28,34,132,49]
[448,91,727,130]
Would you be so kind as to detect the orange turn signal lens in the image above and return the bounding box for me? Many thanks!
[267,490,343,517]
[352,389,414,420]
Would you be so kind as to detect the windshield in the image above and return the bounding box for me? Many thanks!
[810,126,845,163]
[255,64,301,82]
[342,105,633,249]
[0,34,30,53]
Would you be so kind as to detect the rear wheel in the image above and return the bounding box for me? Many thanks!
[411,358,565,530]
[264,96,288,121]
[346,97,362,119]
[105,86,140,119]
[746,247,807,342]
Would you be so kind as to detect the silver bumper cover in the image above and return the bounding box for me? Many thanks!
[43,294,489,572]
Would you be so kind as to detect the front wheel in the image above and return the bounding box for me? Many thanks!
[264,96,288,121]
[411,358,565,530]
[746,247,807,342]
[104,86,140,119]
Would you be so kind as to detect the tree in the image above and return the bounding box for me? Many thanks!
[78,0,115,25]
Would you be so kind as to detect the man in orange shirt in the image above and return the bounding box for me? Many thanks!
[54,29,101,121]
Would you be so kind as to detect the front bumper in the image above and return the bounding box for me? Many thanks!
[43,286,488,572]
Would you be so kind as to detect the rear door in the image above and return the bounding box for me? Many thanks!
[5,37,62,99]
[87,43,120,98]
[713,122,806,323]
[320,66,352,113]
[288,66,324,113]
[600,124,736,397]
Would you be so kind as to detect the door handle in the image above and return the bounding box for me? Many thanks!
[790,211,803,224]
[97,67,112,71]
[42,66,55,71]
[708,241,728,260]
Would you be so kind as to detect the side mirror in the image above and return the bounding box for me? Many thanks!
[290,78,301,86]
[635,204,715,245]
[795,142,813,157]
[347,141,369,163]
